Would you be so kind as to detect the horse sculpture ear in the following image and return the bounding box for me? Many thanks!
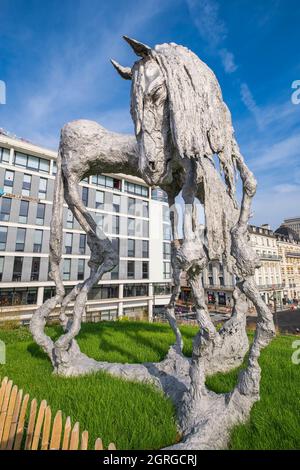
[110,59,132,80]
[123,35,151,57]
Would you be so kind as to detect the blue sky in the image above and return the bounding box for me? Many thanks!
[0,0,299,229]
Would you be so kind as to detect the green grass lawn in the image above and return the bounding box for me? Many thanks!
[0,321,299,449]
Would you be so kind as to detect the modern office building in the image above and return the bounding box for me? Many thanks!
[0,131,172,323]
[278,217,300,240]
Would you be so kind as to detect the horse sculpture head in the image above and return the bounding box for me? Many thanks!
[112,36,237,193]
[111,36,173,185]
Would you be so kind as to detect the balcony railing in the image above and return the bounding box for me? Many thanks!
[258,283,285,290]
[259,254,281,261]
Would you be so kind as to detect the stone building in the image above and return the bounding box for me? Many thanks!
[0,131,172,323]
[275,232,300,303]
[248,224,283,307]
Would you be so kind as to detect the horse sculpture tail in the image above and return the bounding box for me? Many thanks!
[49,141,65,299]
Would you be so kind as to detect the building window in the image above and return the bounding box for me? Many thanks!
[163,225,171,241]
[12,257,23,281]
[113,194,120,213]
[66,209,74,228]
[142,261,149,279]
[22,174,32,197]
[111,264,119,280]
[142,240,149,258]
[0,147,10,163]
[112,215,119,235]
[0,197,11,222]
[77,259,85,280]
[154,283,172,295]
[14,152,50,173]
[38,177,48,199]
[142,220,149,238]
[0,288,37,306]
[88,285,119,300]
[163,206,170,222]
[128,239,135,257]
[65,232,73,254]
[31,257,40,281]
[63,258,71,280]
[33,229,43,253]
[36,203,45,225]
[4,170,14,193]
[124,284,148,297]
[128,197,135,215]
[0,226,7,251]
[0,257,4,281]
[79,234,86,254]
[111,237,119,255]
[124,181,148,197]
[82,187,89,206]
[163,262,171,279]
[91,175,121,190]
[163,242,171,259]
[19,200,29,224]
[142,200,149,218]
[128,218,135,236]
[52,161,57,175]
[95,190,104,209]
[16,228,26,251]
[151,188,168,202]
[127,261,135,279]
[94,213,104,231]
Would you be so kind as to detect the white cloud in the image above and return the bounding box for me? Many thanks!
[251,133,300,171]
[219,48,238,73]
[240,83,262,127]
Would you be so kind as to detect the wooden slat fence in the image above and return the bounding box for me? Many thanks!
[0,376,116,450]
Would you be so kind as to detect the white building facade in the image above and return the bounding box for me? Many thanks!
[0,132,171,323]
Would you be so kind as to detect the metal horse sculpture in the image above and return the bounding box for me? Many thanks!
[30,37,275,450]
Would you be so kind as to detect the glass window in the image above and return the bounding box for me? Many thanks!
[19,200,29,223]
[82,186,89,206]
[12,257,23,281]
[94,213,104,230]
[142,261,149,279]
[4,170,14,193]
[36,203,45,225]
[128,197,135,215]
[77,259,85,280]
[111,264,119,280]
[0,287,37,306]
[112,215,119,235]
[143,220,149,238]
[27,155,39,170]
[15,152,27,167]
[65,232,73,254]
[63,258,71,280]
[124,181,149,197]
[128,218,135,236]
[111,237,119,255]
[124,284,148,297]
[0,257,4,281]
[0,147,10,163]
[128,239,135,257]
[95,190,104,209]
[127,260,135,279]
[39,158,50,173]
[0,226,8,251]
[163,225,171,240]
[38,177,48,199]
[66,209,74,228]
[31,257,40,281]
[113,194,120,212]
[163,242,171,259]
[33,229,43,253]
[142,240,149,258]
[16,228,26,251]
[163,262,171,279]
[79,234,86,254]
[52,161,57,175]
[142,201,149,218]
[0,197,11,222]
[91,174,121,190]
[22,174,32,197]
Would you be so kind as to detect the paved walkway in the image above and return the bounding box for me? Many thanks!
[247,308,300,334]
